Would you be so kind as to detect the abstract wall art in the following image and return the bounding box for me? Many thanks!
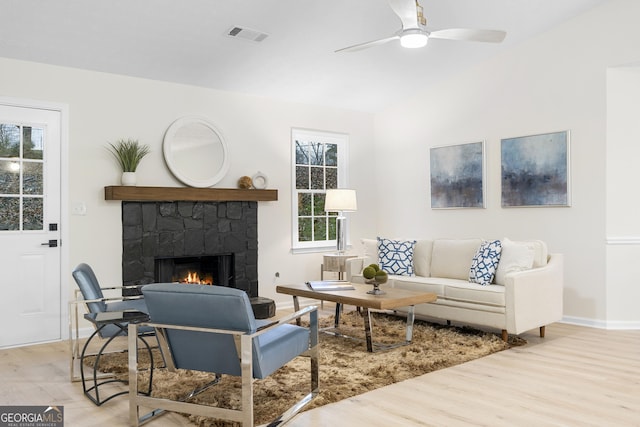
[430,141,485,209]
[501,130,570,207]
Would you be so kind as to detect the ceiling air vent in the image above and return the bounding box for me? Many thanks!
[226,26,269,43]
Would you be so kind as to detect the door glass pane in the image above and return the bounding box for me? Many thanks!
[23,127,44,160]
[0,124,20,157]
[23,162,43,195]
[0,160,21,194]
[0,123,46,232]
[0,197,19,230]
[23,197,43,230]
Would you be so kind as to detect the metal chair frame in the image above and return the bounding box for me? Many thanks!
[68,285,147,382]
[129,305,319,427]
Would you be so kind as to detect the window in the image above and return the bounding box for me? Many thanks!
[291,128,348,252]
[0,123,45,231]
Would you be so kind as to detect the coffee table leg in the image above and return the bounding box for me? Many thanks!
[334,303,342,328]
[406,305,416,343]
[362,307,374,352]
[293,296,301,326]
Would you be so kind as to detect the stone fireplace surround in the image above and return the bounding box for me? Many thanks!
[120,200,275,318]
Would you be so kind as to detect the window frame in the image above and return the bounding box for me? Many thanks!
[291,128,349,253]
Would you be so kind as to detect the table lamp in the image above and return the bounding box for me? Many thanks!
[324,189,357,253]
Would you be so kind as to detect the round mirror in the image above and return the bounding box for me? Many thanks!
[163,116,229,188]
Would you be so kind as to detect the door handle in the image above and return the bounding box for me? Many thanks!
[41,240,58,248]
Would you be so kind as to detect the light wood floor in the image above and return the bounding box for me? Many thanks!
[1,310,639,427]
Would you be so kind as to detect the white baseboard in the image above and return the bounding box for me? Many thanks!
[561,316,640,330]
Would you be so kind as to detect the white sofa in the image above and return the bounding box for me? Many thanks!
[347,238,563,341]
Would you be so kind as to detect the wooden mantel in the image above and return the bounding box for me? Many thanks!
[104,186,278,202]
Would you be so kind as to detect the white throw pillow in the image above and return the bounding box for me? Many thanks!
[494,238,536,285]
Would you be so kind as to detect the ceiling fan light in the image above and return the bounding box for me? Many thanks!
[400,32,428,48]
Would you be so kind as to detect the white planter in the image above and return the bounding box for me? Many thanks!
[121,172,137,186]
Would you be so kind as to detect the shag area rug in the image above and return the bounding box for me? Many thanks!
[87,311,524,427]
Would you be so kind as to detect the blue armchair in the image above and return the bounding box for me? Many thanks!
[129,283,319,427]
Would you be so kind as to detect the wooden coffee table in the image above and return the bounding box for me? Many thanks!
[276,283,437,352]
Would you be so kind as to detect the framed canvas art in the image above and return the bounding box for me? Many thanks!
[501,130,570,207]
[430,141,485,209]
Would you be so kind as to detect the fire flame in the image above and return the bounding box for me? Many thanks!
[180,271,213,285]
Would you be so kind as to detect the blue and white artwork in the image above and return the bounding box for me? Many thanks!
[501,131,570,207]
[430,141,485,209]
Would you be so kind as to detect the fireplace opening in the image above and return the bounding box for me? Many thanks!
[155,254,235,288]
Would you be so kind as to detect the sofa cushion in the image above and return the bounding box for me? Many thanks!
[494,238,537,285]
[393,276,458,298]
[377,237,416,276]
[413,240,433,277]
[430,238,482,280]
[469,240,502,285]
[444,282,506,307]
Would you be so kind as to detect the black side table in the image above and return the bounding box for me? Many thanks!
[80,310,153,406]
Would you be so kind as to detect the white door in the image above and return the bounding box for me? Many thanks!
[0,104,61,348]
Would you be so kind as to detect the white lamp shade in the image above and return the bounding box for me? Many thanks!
[325,189,357,212]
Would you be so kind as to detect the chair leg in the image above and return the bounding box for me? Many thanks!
[539,325,546,338]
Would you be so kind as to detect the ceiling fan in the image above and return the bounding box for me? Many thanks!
[336,0,506,53]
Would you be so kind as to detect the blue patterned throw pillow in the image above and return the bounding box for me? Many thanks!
[377,237,417,276]
[469,240,502,285]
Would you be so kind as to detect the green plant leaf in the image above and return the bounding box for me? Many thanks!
[107,139,150,172]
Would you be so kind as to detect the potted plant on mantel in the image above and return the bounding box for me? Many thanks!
[107,139,150,186]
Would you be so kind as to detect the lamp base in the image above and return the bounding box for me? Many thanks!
[335,215,346,253]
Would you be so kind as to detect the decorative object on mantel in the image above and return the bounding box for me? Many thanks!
[238,175,253,189]
[251,171,268,189]
[163,116,229,188]
[106,139,150,186]
[362,263,388,295]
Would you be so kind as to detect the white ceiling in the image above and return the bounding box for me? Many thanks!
[0,0,608,112]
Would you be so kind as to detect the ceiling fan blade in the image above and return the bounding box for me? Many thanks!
[335,35,400,53]
[429,28,506,43]
[388,0,419,29]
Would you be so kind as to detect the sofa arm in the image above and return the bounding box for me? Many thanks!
[503,253,564,335]
[345,257,366,281]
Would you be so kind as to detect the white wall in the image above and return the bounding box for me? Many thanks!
[0,57,376,309]
[606,65,640,327]
[374,0,640,327]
